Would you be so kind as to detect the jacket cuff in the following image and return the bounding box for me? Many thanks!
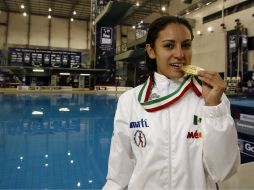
[201,101,227,118]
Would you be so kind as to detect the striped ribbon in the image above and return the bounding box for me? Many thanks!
[138,75,202,112]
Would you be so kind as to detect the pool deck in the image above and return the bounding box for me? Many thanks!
[0,88,126,94]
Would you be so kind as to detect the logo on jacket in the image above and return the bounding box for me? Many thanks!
[187,114,202,139]
[187,130,202,139]
[193,115,202,125]
[134,130,146,148]
[130,118,149,128]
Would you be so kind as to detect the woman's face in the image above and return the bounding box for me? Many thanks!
[146,23,192,79]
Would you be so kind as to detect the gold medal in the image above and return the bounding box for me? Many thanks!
[182,65,204,75]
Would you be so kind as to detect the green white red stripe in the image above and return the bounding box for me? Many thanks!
[192,76,202,96]
[138,75,202,112]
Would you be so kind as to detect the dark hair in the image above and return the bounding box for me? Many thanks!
[146,16,194,79]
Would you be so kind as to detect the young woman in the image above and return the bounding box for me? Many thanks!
[103,16,240,190]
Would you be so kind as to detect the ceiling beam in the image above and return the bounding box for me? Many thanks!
[2,0,9,11]
[3,10,90,21]
[24,0,31,13]
[69,0,80,17]
[123,0,171,25]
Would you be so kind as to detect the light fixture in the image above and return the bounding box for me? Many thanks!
[136,2,140,6]
[33,68,44,72]
[80,107,90,111]
[48,8,52,12]
[207,27,213,33]
[77,182,81,187]
[180,0,216,16]
[60,72,70,75]
[59,108,70,112]
[70,18,74,22]
[132,25,136,29]
[48,15,51,19]
[21,4,25,9]
[140,20,143,24]
[23,12,27,17]
[161,6,166,12]
[80,73,90,76]
[73,11,76,15]
[32,111,44,115]
[220,23,226,30]
[197,30,202,35]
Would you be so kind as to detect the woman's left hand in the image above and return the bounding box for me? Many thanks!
[198,71,226,106]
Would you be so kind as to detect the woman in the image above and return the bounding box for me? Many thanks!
[103,16,240,190]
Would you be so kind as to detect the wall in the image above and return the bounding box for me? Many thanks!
[168,0,200,16]
[0,12,7,49]
[187,0,254,72]
[115,0,254,73]
[1,0,254,72]
[0,11,89,51]
[8,13,29,45]
[30,15,49,47]
[116,25,136,53]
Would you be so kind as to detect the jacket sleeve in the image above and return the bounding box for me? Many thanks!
[103,94,135,190]
[200,94,240,183]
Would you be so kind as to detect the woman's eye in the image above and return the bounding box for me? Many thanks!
[164,44,174,49]
[182,43,191,49]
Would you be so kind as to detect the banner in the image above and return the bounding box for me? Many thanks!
[227,28,248,78]
[8,48,81,68]
[95,25,116,85]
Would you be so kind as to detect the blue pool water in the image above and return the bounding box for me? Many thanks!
[0,93,118,189]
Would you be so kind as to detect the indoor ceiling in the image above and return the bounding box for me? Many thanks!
[0,0,216,26]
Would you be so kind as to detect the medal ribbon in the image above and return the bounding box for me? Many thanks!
[138,75,202,112]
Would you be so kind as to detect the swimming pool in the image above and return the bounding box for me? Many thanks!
[0,93,118,189]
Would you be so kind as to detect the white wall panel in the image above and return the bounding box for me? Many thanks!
[118,26,128,52]
[168,0,200,16]
[51,17,68,48]
[0,11,7,48]
[116,25,121,53]
[126,26,135,44]
[191,17,228,72]
[70,20,87,49]
[87,21,91,50]
[248,51,254,71]
[0,11,7,22]
[30,15,49,47]
[8,13,28,45]
[0,27,6,49]
[116,25,135,53]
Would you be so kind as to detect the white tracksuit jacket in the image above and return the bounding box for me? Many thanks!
[103,72,240,190]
